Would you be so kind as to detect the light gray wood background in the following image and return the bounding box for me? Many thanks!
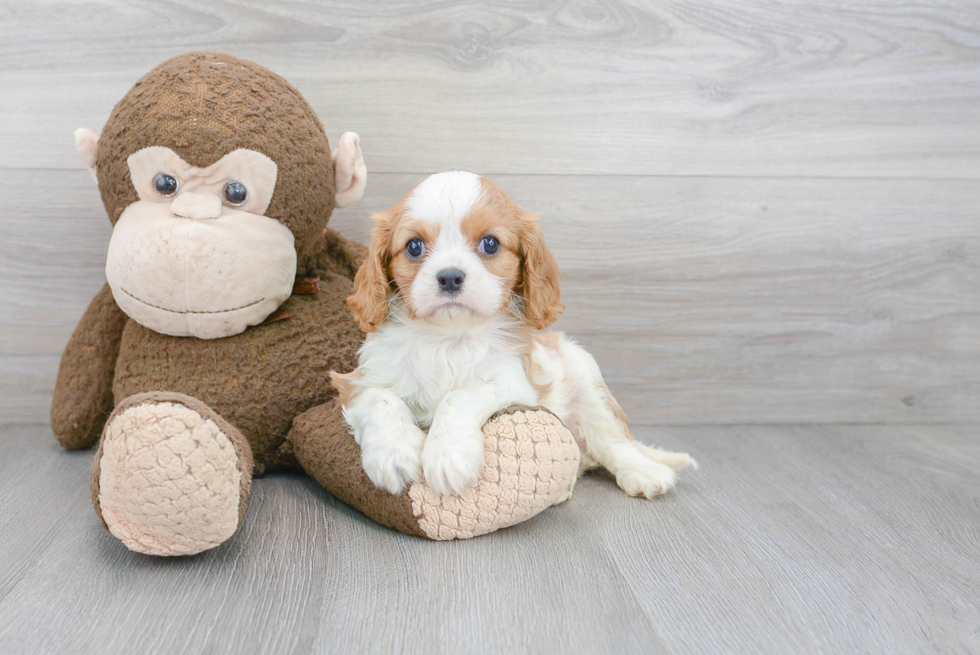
[2,0,979,424]
[1,1,979,654]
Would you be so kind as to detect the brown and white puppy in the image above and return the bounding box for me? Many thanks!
[335,172,695,497]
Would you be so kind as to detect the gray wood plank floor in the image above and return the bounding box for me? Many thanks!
[1,423,977,654]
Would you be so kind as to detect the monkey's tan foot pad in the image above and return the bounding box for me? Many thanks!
[91,392,253,556]
[290,401,580,540]
[410,406,582,539]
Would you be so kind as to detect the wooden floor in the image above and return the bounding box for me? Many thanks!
[1,423,977,654]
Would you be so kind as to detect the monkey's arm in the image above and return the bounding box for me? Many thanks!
[317,227,369,281]
[51,283,128,449]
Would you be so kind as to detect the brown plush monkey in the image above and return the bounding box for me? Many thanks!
[53,52,579,556]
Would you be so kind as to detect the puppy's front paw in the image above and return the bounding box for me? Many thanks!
[421,426,485,497]
[360,427,425,496]
[615,457,677,499]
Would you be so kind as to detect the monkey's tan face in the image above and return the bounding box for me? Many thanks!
[105,147,297,339]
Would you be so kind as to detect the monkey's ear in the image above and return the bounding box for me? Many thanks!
[74,128,99,184]
[332,132,367,208]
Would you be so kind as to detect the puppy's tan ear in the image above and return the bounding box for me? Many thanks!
[348,209,395,332]
[519,212,564,330]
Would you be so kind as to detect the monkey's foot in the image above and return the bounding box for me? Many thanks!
[91,392,253,556]
[409,406,581,539]
[290,403,581,540]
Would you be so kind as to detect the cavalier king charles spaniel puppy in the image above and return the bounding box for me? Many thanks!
[333,171,695,498]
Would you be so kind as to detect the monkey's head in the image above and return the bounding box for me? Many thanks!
[75,52,366,339]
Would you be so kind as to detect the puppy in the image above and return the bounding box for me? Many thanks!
[333,172,695,498]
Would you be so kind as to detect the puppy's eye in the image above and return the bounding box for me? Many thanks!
[406,238,425,260]
[223,181,248,206]
[153,174,178,197]
[479,236,500,255]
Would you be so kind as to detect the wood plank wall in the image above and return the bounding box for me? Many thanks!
[1,1,978,424]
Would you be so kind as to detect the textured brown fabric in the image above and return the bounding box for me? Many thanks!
[315,226,369,279]
[488,404,556,422]
[292,276,320,295]
[258,307,292,325]
[94,51,336,268]
[89,437,107,530]
[111,234,364,475]
[288,399,427,538]
[51,283,129,449]
[90,391,255,530]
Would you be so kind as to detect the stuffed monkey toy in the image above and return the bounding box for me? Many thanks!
[52,52,579,555]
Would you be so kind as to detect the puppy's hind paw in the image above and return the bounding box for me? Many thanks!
[615,460,677,499]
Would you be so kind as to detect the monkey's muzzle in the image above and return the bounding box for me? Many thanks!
[105,201,297,339]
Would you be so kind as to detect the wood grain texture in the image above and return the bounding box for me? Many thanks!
[0,423,977,654]
[6,170,978,424]
[0,1,979,177]
[2,0,979,423]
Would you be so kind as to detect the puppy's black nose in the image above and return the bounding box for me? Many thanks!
[437,268,465,293]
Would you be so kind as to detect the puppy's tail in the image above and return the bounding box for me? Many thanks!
[633,442,699,471]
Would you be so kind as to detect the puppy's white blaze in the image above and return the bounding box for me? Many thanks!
[405,171,483,228]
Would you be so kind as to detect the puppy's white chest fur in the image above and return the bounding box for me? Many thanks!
[357,309,534,426]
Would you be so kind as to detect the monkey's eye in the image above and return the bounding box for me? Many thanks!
[406,238,425,260]
[478,236,500,255]
[223,181,248,206]
[153,174,178,197]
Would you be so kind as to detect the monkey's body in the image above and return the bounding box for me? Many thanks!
[52,52,580,556]
[110,231,364,474]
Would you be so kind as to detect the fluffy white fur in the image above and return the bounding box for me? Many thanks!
[340,172,695,497]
